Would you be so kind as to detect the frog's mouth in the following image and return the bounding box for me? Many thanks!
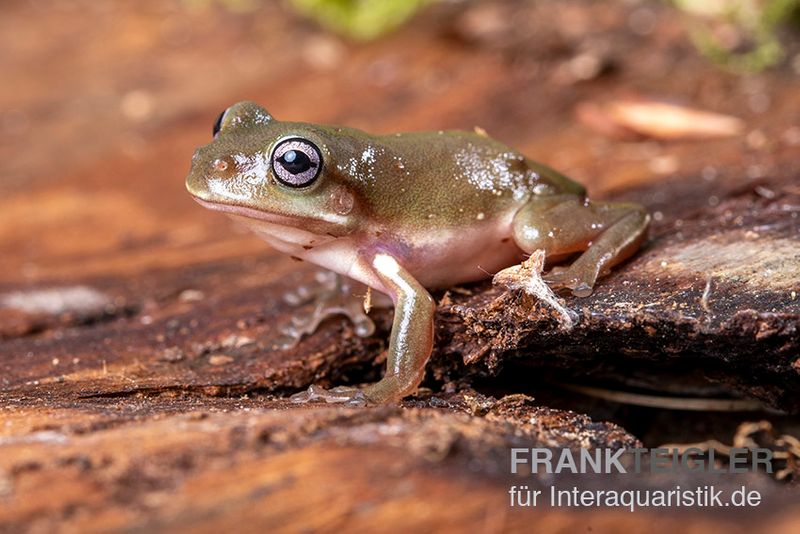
[191,197,340,250]
[191,197,346,230]
[192,197,300,226]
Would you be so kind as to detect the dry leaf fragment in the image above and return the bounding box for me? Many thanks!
[576,97,745,140]
[493,250,576,331]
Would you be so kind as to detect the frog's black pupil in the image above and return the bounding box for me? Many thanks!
[212,110,225,137]
[279,150,313,174]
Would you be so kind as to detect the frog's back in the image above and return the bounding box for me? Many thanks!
[363,130,583,221]
[387,129,583,194]
[310,124,586,231]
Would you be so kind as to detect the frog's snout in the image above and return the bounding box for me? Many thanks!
[185,152,211,200]
[185,169,205,200]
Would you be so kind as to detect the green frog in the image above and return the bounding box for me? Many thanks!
[186,102,650,405]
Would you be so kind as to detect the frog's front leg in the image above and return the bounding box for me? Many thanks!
[290,252,435,405]
[278,270,377,349]
[512,194,650,297]
[361,253,435,403]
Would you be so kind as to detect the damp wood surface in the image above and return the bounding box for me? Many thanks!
[1,0,799,531]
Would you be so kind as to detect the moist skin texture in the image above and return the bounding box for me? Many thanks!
[186,101,650,405]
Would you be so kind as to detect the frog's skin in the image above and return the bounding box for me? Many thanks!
[186,102,650,406]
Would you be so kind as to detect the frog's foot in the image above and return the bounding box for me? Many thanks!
[278,271,375,349]
[493,250,576,330]
[512,195,650,298]
[542,201,650,298]
[542,266,594,298]
[289,384,367,407]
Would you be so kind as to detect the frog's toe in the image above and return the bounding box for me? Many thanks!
[569,282,593,298]
[276,317,318,349]
[276,305,375,349]
[289,384,367,406]
[351,313,376,337]
[283,270,337,306]
[541,266,571,289]
[543,267,595,297]
[283,286,311,306]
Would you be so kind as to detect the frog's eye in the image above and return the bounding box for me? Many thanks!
[212,109,227,138]
[271,138,322,188]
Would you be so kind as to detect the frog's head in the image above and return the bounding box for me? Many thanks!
[186,101,362,239]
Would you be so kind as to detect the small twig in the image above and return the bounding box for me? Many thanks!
[700,275,714,314]
[560,383,765,411]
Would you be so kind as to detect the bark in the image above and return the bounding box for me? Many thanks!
[1,0,798,531]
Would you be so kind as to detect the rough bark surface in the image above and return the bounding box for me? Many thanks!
[1,0,798,531]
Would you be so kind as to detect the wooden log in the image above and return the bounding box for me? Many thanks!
[1,0,799,531]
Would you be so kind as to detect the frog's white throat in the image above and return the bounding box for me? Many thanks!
[193,198,338,254]
[192,198,380,289]
[228,214,338,256]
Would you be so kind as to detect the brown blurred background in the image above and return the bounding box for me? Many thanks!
[1,0,799,531]
[1,0,798,283]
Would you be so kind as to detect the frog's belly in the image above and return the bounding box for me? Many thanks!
[331,216,525,292]
[399,224,524,290]
[225,211,525,294]
[285,222,524,294]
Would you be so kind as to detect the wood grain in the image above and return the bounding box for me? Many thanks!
[1,0,798,531]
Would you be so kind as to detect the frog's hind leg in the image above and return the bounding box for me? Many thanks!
[511,195,650,297]
[278,270,384,348]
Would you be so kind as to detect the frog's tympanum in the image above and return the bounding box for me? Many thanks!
[186,102,650,405]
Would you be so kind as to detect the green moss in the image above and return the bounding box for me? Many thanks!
[673,0,800,72]
[288,0,437,41]
[182,0,261,13]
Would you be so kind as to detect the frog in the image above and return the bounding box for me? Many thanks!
[186,102,650,406]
